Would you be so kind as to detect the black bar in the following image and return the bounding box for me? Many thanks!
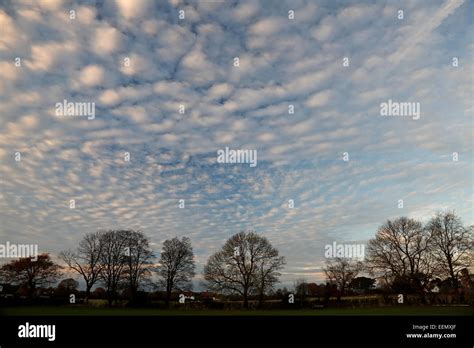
[0,315,472,347]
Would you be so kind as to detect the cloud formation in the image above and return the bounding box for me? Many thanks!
[0,0,472,288]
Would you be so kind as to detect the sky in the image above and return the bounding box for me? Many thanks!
[0,0,472,289]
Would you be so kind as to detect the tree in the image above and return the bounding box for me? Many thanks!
[349,276,375,293]
[56,278,79,296]
[323,257,362,301]
[59,231,104,302]
[366,217,433,295]
[203,231,285,308]
[275,287,289,299]
[459,268,473,290]
[57,278,79,291]
[122,230,154,302]
[0,253,61,298]
[426,211,473,291]
[255,243,285,307]
[99,230,129,306]
[158,237,195,304]
[294,278,310,298]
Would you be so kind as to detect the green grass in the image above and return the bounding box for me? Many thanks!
[1,305,472,316]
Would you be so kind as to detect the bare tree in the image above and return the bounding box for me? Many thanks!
[122,230,154,302]
[294,278,310,300]
[427,211,474,290]
[158,237,195,304]
[323,257,362,301]
[366,217,433,295]
[203,231,285,309]
[0,253,61,298]
[59,231,103,302]
[56,278,79,296]
[256,247,285,307]
[99,230,129,306]
[57,278,79,292]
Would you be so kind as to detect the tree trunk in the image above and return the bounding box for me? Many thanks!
[448,263,460,301]
[243,289,249,309]
[258,290,264,308]
[85,285,92,304]
[447,256,456,286]
[107,290,113,306]
[28,281,35,299]
[130,285,137,303]
[337,285,344,302]
[165,280,172,307]
[165,276,173,307]
[258,278,265,308]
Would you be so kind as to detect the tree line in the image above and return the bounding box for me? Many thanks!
[320,211,473,301]
[1,230,284,308]
[0,211,472,307]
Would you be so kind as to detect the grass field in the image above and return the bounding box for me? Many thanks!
[1,305,472,316]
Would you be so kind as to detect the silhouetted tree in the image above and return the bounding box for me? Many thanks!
[203,231,285,308]
[158,237,195,305]
[294,278,310,299]
[99,230,129,306]
[324,257,362,301]
[122,230,154,302]
[255,243,285,307]
[459,268,473,290]
[349,276,375,293]
[426,211,473,291]
[0,253,61,298]
[366,217,433,296]
[56,278,79,296]
[60,231,104,302]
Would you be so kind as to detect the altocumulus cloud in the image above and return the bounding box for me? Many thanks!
[0,0,472,287]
